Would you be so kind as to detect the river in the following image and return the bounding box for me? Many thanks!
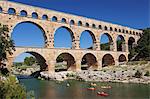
[19,78,149,99]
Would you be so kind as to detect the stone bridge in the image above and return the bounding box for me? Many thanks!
[0,1,143,72]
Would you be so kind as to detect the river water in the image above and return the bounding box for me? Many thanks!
[19,78,149,99]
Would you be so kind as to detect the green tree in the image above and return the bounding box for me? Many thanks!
[0,24,15,68]
[24,56,36,66]
[129,28,150,60]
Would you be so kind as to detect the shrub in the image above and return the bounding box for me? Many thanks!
[0,75,27,99]
[144,71,149,76]
[134,70,142,78]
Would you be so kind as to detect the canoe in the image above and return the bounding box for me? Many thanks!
[100,86,112,89]
[97,92,109,96]
[87,87,96,90]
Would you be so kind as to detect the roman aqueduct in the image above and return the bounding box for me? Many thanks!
[0,1,143,72]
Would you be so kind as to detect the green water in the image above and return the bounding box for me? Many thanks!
[19,78,149,99]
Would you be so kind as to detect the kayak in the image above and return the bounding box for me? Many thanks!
[97,92,109,96]
[87,87,96,90]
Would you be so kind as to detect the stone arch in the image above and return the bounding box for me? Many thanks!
[110,27,113,31]
[92,24,96,28]
[61,18,67,23]
[42,14,48,20]
[32,12,38,19]
[11,21,47,46]
[128,37,135,51]
[81,53,98,70]
[104,26,108,30]
[102,54,115,67]
[85,23,89,27]
[13,51,48,71]
[54,26,75,48]
[70,20,75,25]
[8,8,16,15]
[115,28,117,32]
[99,25,102,29]
[20,10,27,17]
[0,7,2,12]
[52,16,57,22]
[78,21,82,26]
[80,30,96,49]
[55,52,76,71]
[116,35,126,51]
[118,54,127,62]
[119,29,121,32]
[100,33,114,51]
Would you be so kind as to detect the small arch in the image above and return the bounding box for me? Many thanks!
[32,12,38,19]
[8,8,16,15]
[42,14,48,20]
[56,53,76,72]
[128,37,135,51]
[133,31,135,35]
[110,27,113,31]
[81,53,98,70]
[0,7,2,13]
[70,20,75,25]
[104,26,108,30]
[78,21,82,26]
[136,32,138,35]
[122,29,125,33]
[20,10,27,17]
[52,16,57,22]
[119,29,121,32]
[102,54,115,67]
[119,54,127,62]
[99,25,102,29]
[130,31,132,34]
[92,24,96,28]
[115,28,117,32]
[126,30,128,33]
[85,23,89,27]
[61,18,67,23]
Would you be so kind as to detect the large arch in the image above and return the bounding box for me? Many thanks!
[100,33,114,51]
[11,21,47,47]
[116,35,126,51]
[81,53,98,70]
[128,37,135,51]
[54,26,75,48]
[118,54,127,62]
[55,53,76,72]
[80,30,96,49]
[102,54,115,67]
[13,51,48,71]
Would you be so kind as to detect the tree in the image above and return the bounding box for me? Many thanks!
[129,28,150,60]
[24,56,36,66]
[0,24,15,68]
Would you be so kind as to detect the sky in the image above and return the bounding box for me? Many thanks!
[7,0,149,62]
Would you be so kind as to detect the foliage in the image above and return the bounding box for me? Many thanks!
[144,71,149,76]
[126,61,148,65]
[0,24,15,67]
[13,62,23,67]
[134,70,142,78]
[0,75,26,99]
[100,43,110,50]
[24,56,36,66]
[129,28,150,61]
[56,55,64,62]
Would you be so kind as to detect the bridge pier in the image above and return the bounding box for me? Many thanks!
[47,60,55,73]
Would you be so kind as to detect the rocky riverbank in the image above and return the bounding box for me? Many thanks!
[40,62,150,84]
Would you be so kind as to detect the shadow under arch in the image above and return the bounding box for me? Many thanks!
[55,52,76,72]
[11,21,47,47]
[118,54,127,62]
[116,35,126,51]
[102,54,115,67]
[54,26,75,48]
[81,53,98,70]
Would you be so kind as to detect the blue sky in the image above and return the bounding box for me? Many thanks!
[8,0,149,62]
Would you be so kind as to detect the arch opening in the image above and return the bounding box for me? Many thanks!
[52,16,57,22]
[11,21,46,47]
[81,53,98,70]
[42,15,48,20]
[20,10,27,17]
[56,53,76,72]
[102,54,115,67]
[61,18,67,23]
[119,54,127,63]
[117,35,126,51]
[100,33,114,51]
[54,26,75,48]
[0,7,2,13]
[70,20,75,25]
[13,52,48,72]
[32,12,38,19]
[80,30,96,50]
[128,37,135,51]
[8,8,16,15]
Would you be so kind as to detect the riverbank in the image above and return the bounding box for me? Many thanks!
[40,62,150,84]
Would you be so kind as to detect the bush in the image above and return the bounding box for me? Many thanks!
[0,75,27,99]
[134,70,142,78]
[144,71,149,76]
